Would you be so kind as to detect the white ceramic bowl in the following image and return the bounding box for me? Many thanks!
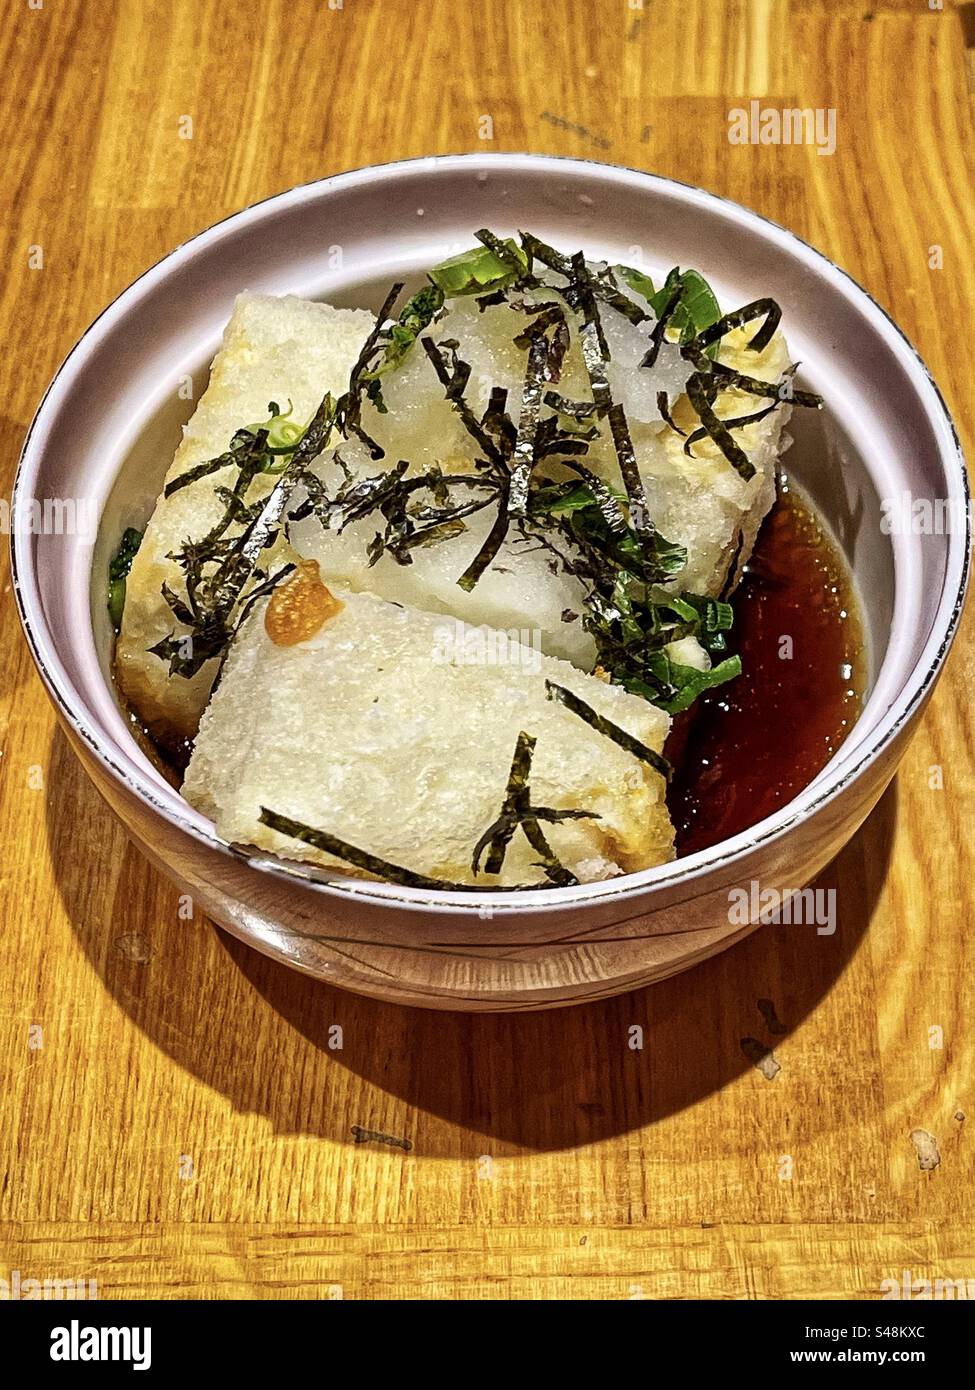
[11,155,970,1009]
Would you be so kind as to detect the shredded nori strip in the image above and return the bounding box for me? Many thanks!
[585,276,649,327]
[414,343,520,590]
[512,302,564,340]
[336,282,405,458]
[532,415,591,461]
[519,231,573,279]
[544,390,596,422]
[321,463,500,569]
[682,401,779,457]
[510,300,571,384]
[108,526,143,629]
[640,278,683,370]
[691,353,823,409]
[295,450,506,582]
[456,489,511,591]
[606,401,656,545]
[519,232,647,326]
[683,374,755,480]
[569,250,610,368]
[694,297,782,354]
[473,228,532,279]
[545,314,570,383]
[544,680,672,780]
[481,385,517,451]
[165,445,255,499]
[576,309,611,419]
[508,331,551,517]
[470,730,598,886]
[471,730,534,875]
[476,288,508,312]
[518,818,579,888]
[420,336,509,473]
[259,808,471,891]
[208,562,296,697]
[259,725,596,892]
[657,391,687,436]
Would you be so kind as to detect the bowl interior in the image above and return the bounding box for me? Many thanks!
[15,156,967,907]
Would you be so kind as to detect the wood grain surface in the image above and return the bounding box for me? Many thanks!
[1,0,973,1301]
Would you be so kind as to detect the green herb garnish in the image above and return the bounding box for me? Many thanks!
[429,237,528,297]
[526,477,745,709]
[361,284,445,410]
[108,527,143,630]
[614,263,656,303]
[651,267,722,347]
[655,655,743,714]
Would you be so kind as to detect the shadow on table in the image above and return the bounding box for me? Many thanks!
[47,724,896,1154]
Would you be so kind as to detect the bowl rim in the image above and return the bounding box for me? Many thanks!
[10,152,971,915]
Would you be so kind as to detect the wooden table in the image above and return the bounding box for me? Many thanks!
[2,0,973,1300]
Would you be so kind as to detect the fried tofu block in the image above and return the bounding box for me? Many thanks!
[291,303,791,669]
[118,289,792,746]
[182,585,674,887]
[294,484,598,668]
[115,294,374,746]
[634,324,791,597]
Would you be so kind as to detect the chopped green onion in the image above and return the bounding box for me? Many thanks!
[614,263,656,302]
[655,655,743,714]
[108,527,143,630]
[428,238,528,297]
